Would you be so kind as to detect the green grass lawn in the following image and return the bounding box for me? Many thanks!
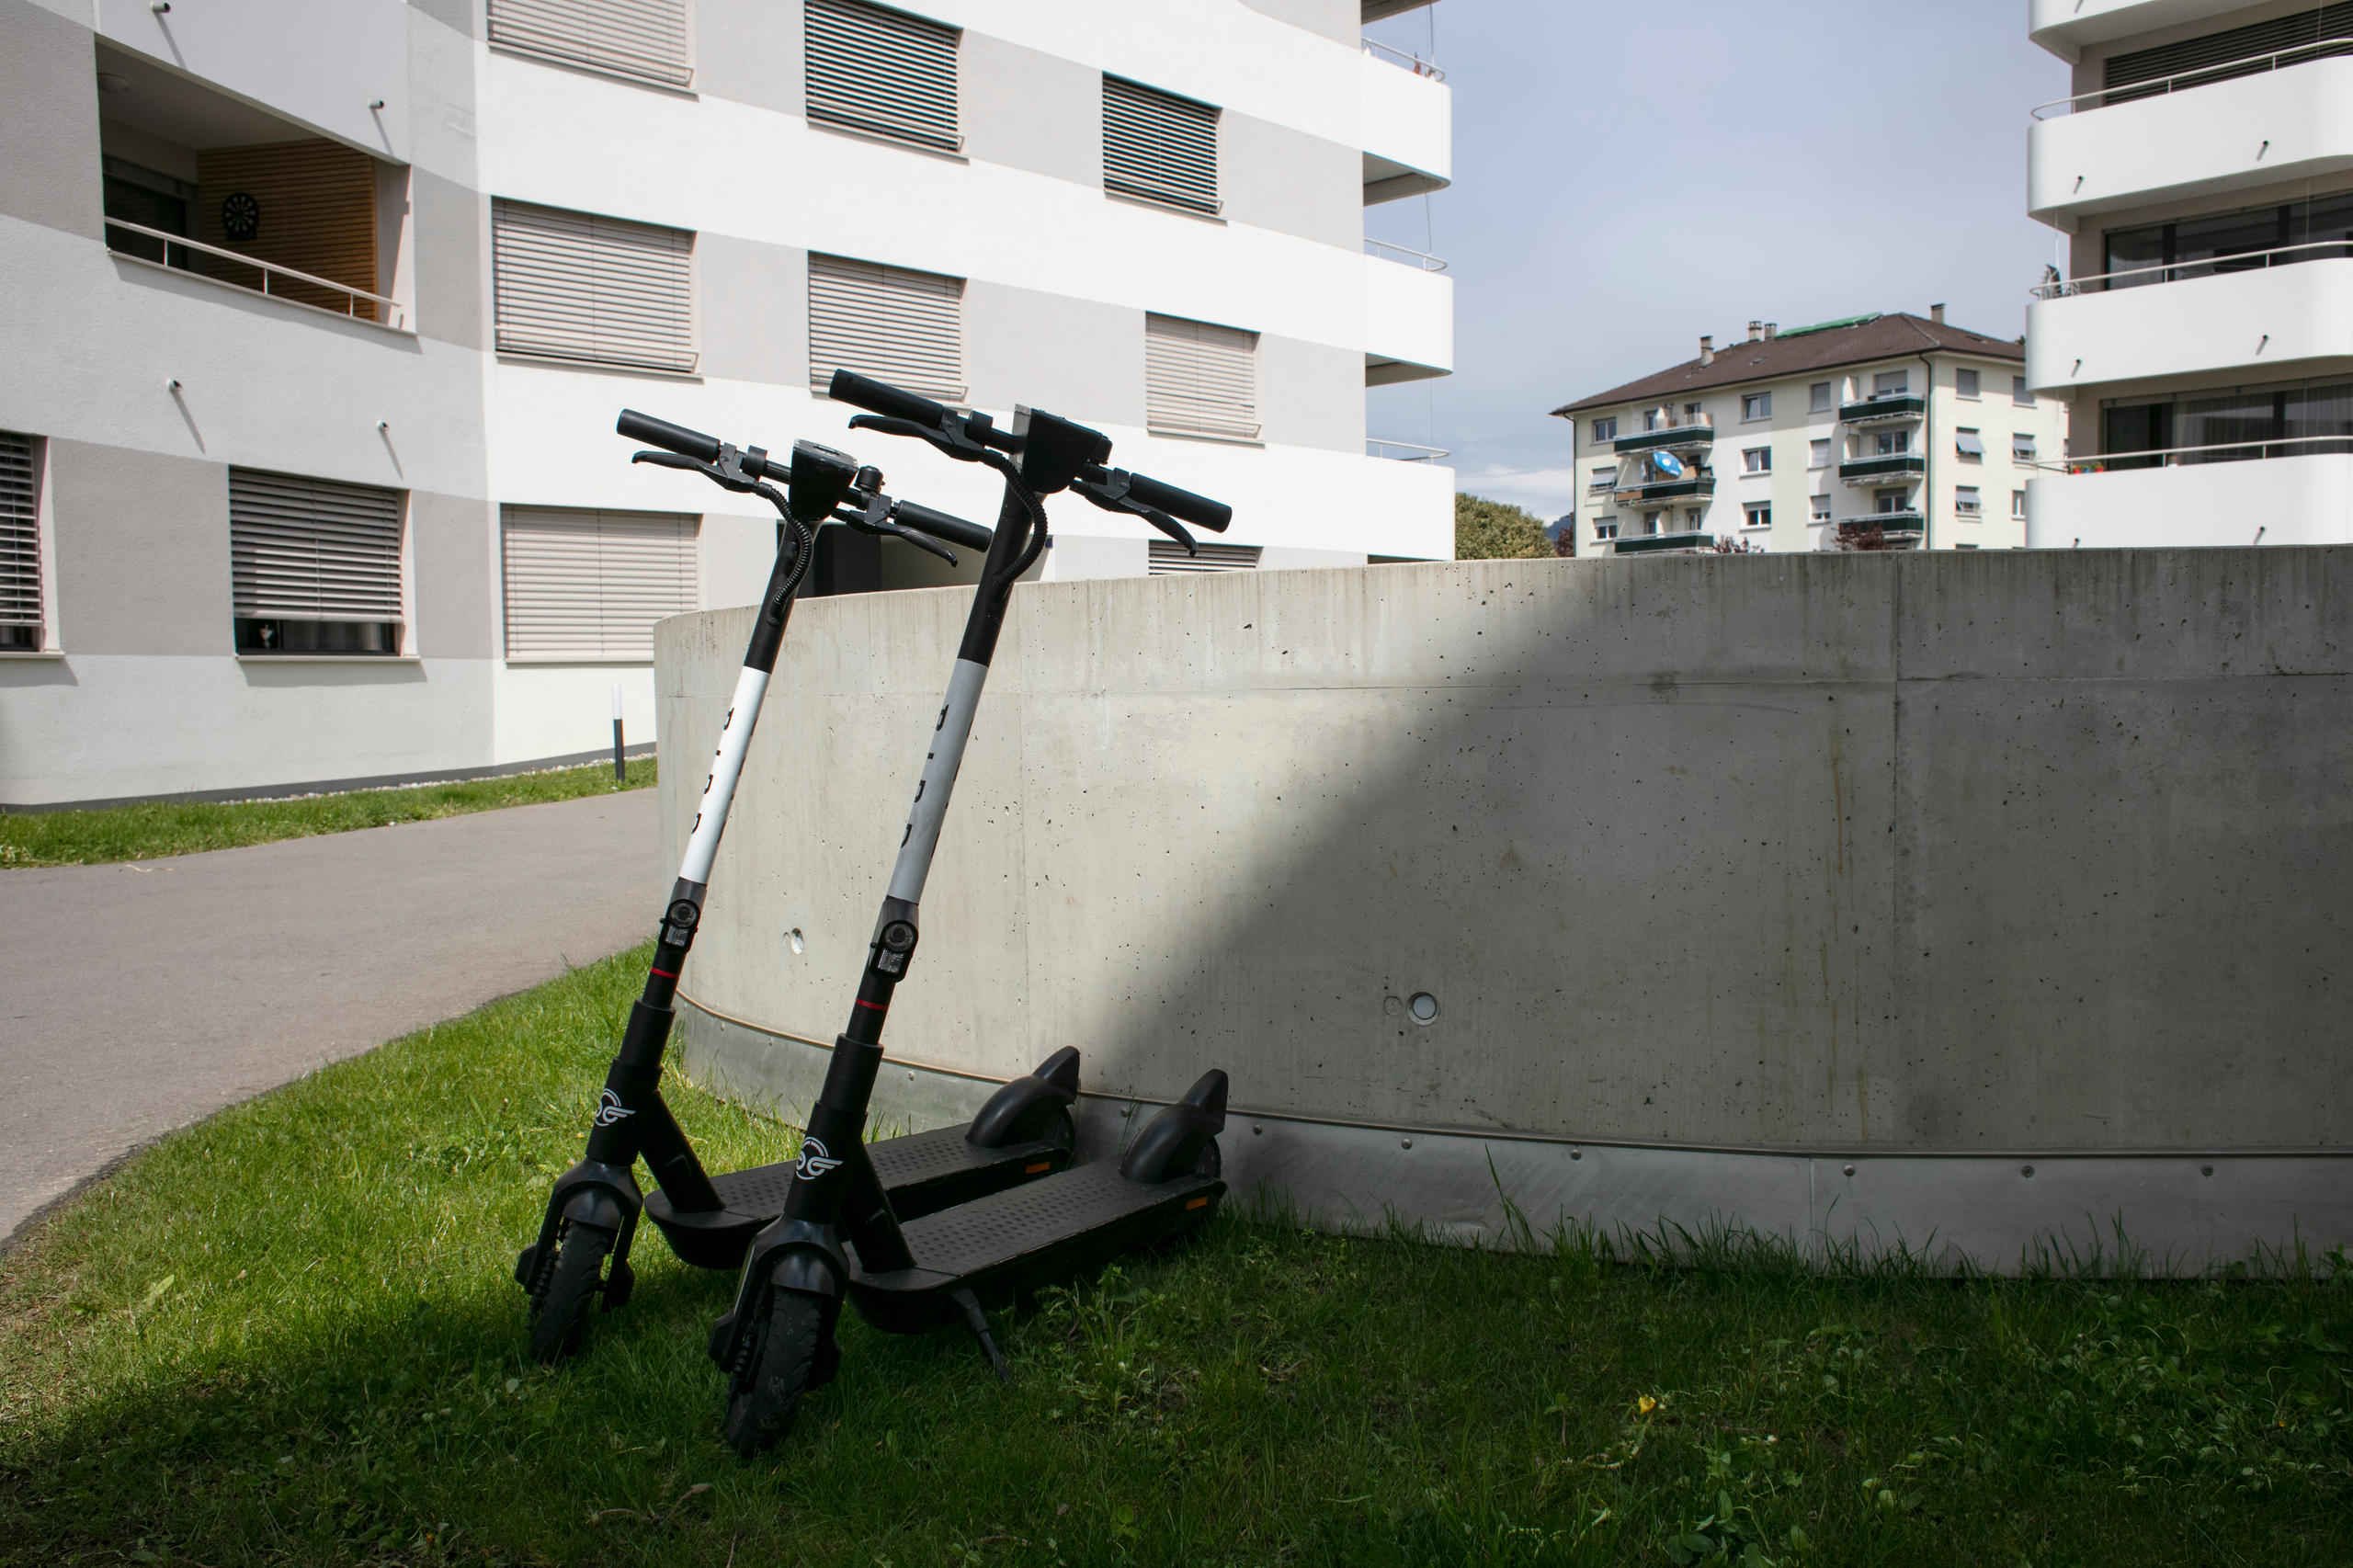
[0,757,654,868]
[1,947,2345,1566]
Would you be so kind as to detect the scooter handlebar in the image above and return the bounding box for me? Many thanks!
[892,499,993,551]
[828,369,950,428]
[1119,472,1231,533]
[616,408,722,464]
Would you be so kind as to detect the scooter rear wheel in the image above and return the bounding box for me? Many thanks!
[529,1221,613,1364]
[724,1290,824,1458]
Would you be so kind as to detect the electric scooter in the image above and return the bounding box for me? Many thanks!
[710,370,1238,1456]
[517,409,1086,1363]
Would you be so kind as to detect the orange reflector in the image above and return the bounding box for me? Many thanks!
[1025,1162,1051,1174]
[1186,1197,1210,1210]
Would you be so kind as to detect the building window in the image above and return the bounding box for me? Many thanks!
[1145,312,1259,440]
[493,200,696,373]
[1594,520,1619,540]
[1642,510,1663,536]
[486,0,692,89]
[1876,491,1908,515]
[1743,446,1770,473]
[1589,467,1618,492]
[1742,392,1770,421]
[1809,381,1831,414]
[1684,402,1704,420]
[1873,370,1908,398]
[1875,430,1910,456]
[2013,433,2037,462]
[1643,408,1663,432]
[1147,539,1259,574]
[1103,76,1220,215]
[2012,489,2028,519]
[1744,503,1770,529]
[2013,375,2033,407]
[230,469,404,655]
[809,252,965,400]
[0,431,43,652]
[1810,437,1831,469]
[1810,494,1832,524]
[1955,485,1982,517]
[1957,368,1981,400]
[804,0,961,151]
[1956,428,1984,460]
[1591,416,1617,443]
[1686,507,1705,528]
[502,506,698,660]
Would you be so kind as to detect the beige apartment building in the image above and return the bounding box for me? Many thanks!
[1552,312,2069,554]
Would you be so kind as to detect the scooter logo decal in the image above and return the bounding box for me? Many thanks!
[593,1089,636,1127]
[795,1137,842,1179]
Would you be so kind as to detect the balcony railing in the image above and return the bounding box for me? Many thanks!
[1613,531,1715,555]
[1837,454,1926,483]
[2030,240,2353,299]
[1613,474,1716,506]
[104,218,407,329]
[1841,510,1925,532]
[2030,34,2353,119]
[1362,37,1446,81]
[1613,420,1714,454]
[1366,437,1450,461]
[1364,237,1449,272]
[2031,433,2353,474]
[1840,395,1925,425]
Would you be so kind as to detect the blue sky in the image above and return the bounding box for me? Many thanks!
[1361,1,2072,519]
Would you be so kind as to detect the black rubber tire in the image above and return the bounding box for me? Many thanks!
[1042,1106,1078,1156]
[528,1222,612,1364]
[724,1290,824,1458]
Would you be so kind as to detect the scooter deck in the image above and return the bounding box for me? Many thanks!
[844,1160,1223,1334]
[645,1126,1068,1270]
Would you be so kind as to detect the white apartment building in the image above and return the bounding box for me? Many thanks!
[1552,312,2067,556]
[0,0,1453,807]
[2023,0,2353,547]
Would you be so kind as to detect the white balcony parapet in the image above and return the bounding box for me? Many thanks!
[1360,45,1449,203]
[103,219,410,331]
[1363,237,1448,272]
[2029,434,2353,474]
[2025,257,2353,392]
[2030,34,2353,119]
[1361,37,1445,82]
[2028,0,2253,63]
[1367,437,1450,461]
[2025,451,2353,549]
[1361,249,1451,384]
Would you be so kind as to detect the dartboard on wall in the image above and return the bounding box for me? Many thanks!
[220,191,260,243]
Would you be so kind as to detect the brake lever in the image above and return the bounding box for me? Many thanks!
[1070,473,1197,555]
[833,503,958,566]
[632,449,756,494]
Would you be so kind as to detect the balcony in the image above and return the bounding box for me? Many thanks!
[1613,420,1714,455]
[1612,531,1716,555]
[2025,449,2353,549]
[1363,250,1452,385]
[1360,42,1450,205]
[1612,473,1715,506]
[2028,0,2250,62]
[1843,510,1925,535]
[96,0,411,161]
[2025,256,2353,393]
[1838,455,1925,485]
[1840,395,1925,426]
[2029,51,2353,227]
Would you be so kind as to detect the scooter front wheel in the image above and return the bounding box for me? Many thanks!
[529,1221,614,1364]
[724,1290,824,1458]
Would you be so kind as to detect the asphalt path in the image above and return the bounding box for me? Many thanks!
[0,789,665,1249]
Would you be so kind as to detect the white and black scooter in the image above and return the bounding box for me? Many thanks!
[516,410,1086,1363]
[710,371,1237,1456]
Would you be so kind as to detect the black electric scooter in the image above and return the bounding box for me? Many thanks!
[710,370,1238,1456]
[517,409,1087,1363]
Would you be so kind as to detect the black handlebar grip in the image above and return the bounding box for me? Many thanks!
[892,500,993,552]
[828,369,950,427]
[1124,472,1232,533]
[616,409,721,463]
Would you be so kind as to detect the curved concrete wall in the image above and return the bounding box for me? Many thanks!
[655,550,2353,1271]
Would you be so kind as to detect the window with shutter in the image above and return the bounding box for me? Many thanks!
[229,469,404,655]
[2103,5,2353,102]
[0,431,41,652]
[805,0,961,151]
[494,200,697,373]
[486,0,692,89]
[502,506,698,661]
[1103,76,1220,214]
[1145,313,1258,441]
[1147,540,1260,574]
[808,253,965,400]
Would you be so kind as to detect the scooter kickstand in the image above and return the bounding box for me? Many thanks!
[949,1288,1013,1386]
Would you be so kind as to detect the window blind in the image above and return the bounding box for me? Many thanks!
[0,431,40,646]
[1147,540,1260,574]
[808,253,964,399]
[2104,4,2353,100]
[494,200,697,373]
[1103,76,1220,214]
[229,469,404,624]
[486,0,692,88]
[503,506,697,660]
[805,0,961,150]
[1145,312,1258,440]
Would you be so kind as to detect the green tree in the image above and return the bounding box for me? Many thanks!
[1453,493,1554,560]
